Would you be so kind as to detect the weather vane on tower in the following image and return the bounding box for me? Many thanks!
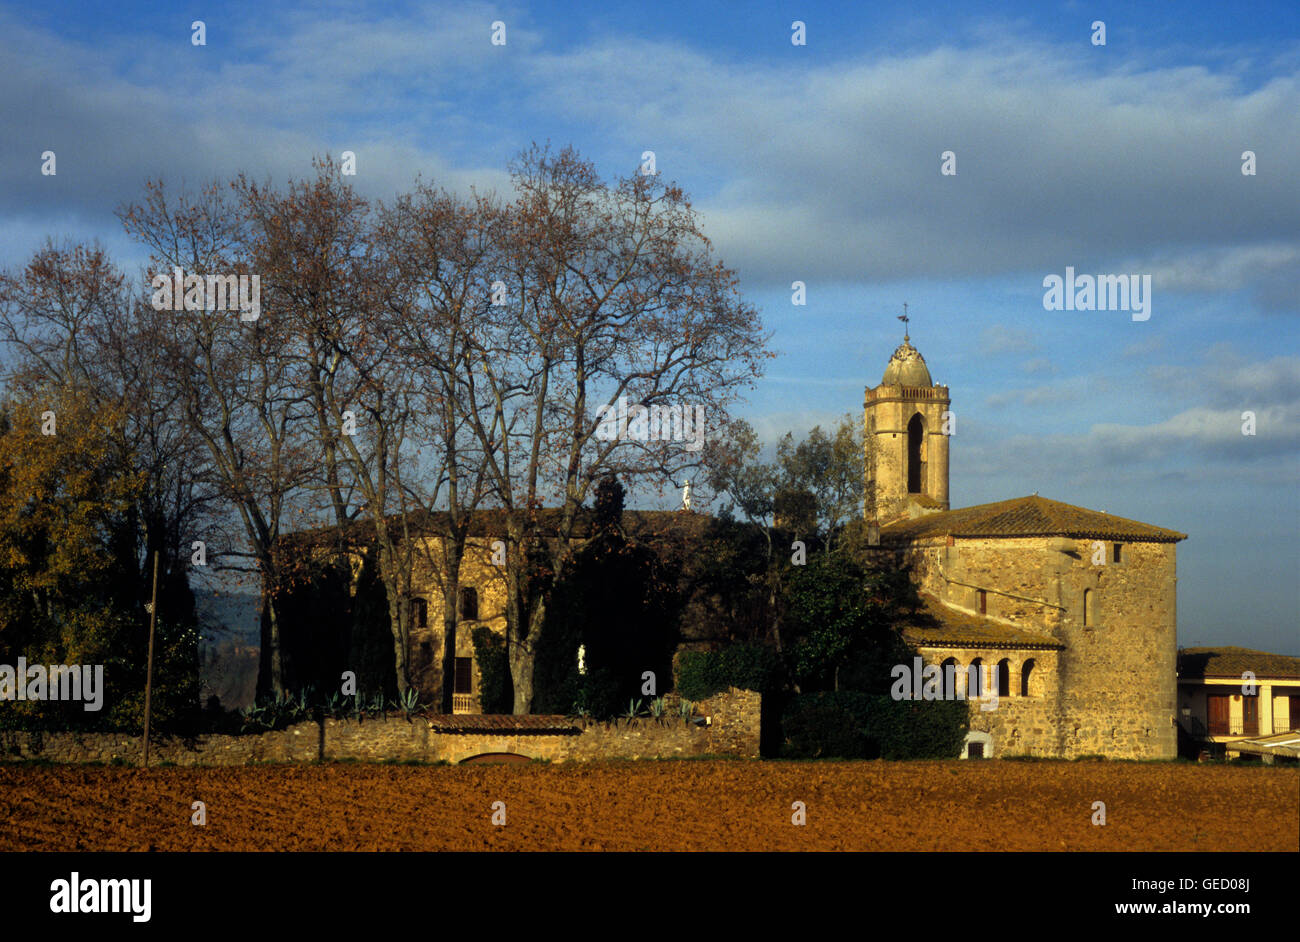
[898,302,910,342]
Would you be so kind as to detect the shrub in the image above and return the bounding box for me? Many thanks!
[677,642,782,701]
[470,627,512,714]
[781,691,879,759]
[781,691,967,759]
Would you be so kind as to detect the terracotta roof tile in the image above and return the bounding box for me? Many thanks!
[424,714,581,735]
[881,495,1186,543]
[901,594,1064,651]
[1177,647,1300,680]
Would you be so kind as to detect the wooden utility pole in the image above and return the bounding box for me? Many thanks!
[142,551,159,768]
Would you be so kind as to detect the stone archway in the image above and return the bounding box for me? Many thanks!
[457,752,534,765]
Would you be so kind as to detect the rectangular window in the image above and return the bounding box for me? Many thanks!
[977,589,987,615]
[410,598,427,630]
[1112,543,1123,564]
[459,586,479,620]
[454,657,473,694]
[1291,696,1300,732]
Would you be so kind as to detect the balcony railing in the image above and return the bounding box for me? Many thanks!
[452,693,474,714]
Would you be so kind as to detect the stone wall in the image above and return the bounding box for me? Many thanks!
[914,646,1063,757]
[0,689,760,766]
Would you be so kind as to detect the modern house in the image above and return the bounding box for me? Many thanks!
[1176,647,1300,755]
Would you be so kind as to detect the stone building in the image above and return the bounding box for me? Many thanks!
[865,329,1186,758]
[281,509,710,715]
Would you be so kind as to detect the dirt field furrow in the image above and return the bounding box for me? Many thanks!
[0,761,1294,852]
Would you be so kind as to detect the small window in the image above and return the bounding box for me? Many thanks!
[1083,589,1094,627]
[977,589,987,614]
[410,598,428,630]
[968,742,985,759]
[454,657,473,694]
[1021,659,1036,697]
[1112,543,1123,564]
[459,586,479,620]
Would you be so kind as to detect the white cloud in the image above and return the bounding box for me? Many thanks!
[521,37,1300,288]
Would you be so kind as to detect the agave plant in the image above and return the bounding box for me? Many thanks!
[623,698,645,720]
[680,699,694,723]
[325,691,344,718]
[240,701,268,732]
[568,701,591,722]
[650,697,665,719]
[399,687,421,717]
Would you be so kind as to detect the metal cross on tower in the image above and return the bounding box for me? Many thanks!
[897,303,910,342]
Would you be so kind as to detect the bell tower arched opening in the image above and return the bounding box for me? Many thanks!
[907,413,925,494]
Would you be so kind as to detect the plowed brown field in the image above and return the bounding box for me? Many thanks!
[0,761,1294,851]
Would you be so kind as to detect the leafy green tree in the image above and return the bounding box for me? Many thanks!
[783,551,914,693]
[775,414,863,550]
[0,384,201,731]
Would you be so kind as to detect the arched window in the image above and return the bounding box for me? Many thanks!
[968,658,984,698]
[941,657,958,699]
[1021,659,1036,697]
[1083,589,1094,627]
[996,659,1011,697]
[907,413,925,493]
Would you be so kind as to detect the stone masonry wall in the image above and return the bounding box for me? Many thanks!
[898,535,1178,759]
[914,646,1062,757]
[0,689,760,765]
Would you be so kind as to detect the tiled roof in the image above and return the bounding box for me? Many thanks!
[1177,647,1300,680]
[901,594,1064,651]
[880,495,1186,543]
[425,714,581,735]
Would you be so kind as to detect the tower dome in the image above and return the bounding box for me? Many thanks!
[882,339,933,387]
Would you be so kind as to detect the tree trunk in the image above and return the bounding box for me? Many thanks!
[504,552,537,714]
[258,593,285,699]
[440,540,463,714]
[386,588,411,698]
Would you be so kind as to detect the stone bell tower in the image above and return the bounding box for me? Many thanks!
[864,312,950,529]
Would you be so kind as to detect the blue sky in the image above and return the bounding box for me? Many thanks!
[2,0,1297,652]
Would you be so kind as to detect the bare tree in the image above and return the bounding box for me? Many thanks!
[459,144,770,712]
[118,182,317,697]
[372,182,502,709]
[238,161,434,698]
